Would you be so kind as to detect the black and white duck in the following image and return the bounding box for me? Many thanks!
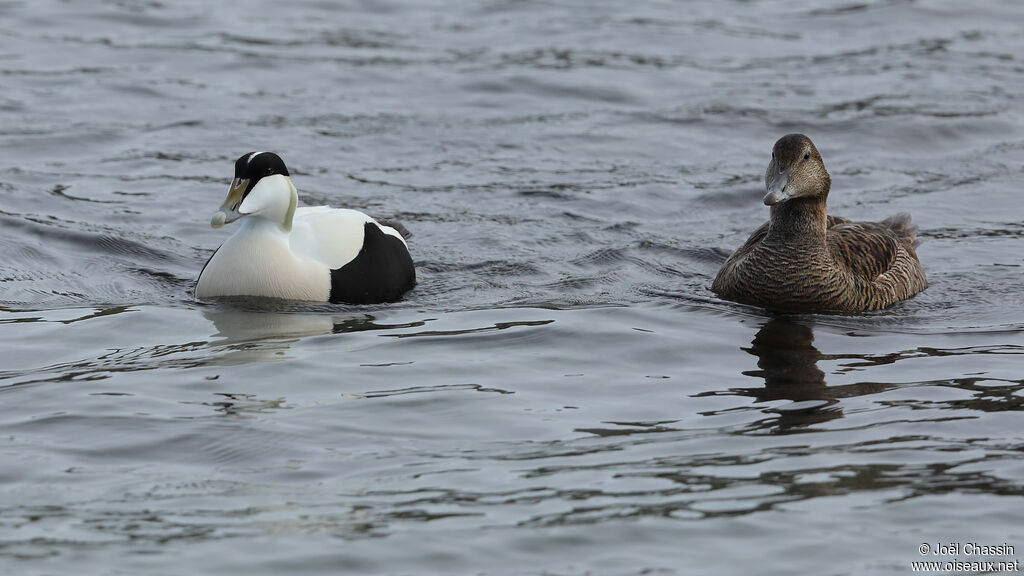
[196,152,415,304]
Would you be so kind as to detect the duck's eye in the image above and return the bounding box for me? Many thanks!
[803,153,810,160]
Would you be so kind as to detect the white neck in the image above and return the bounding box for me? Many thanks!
[239,174,298,231]
[239,213,291,237]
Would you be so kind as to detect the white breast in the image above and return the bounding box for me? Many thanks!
[196,219,331,301]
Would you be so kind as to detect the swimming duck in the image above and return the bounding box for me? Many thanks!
[712,134,926,312]
[195,151,415,304]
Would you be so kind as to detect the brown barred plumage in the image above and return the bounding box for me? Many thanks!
[712,134,927,313]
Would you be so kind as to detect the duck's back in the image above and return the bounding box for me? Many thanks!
[290,207,374,270]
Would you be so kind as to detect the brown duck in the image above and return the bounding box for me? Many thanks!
[712,134,927,312]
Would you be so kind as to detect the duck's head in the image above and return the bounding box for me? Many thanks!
[763,134,831,206]
[211,151,298,231]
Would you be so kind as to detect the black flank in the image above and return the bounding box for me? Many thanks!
[329,223,416,304]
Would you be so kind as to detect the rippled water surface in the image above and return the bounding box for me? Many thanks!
[2,1,1024,574]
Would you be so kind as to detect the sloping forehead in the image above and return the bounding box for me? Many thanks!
[773,134,814,164]
[234,152,254,175]
[233,151,289,179]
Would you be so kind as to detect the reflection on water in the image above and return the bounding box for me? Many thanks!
[201,304,430,364]
[739,319,843,431]
[205,308,338,342]
[718,318,896,433]
[720,318,1023,434]
[1,304,1022,575]
[744,319,827,392]
[200,392,288,417]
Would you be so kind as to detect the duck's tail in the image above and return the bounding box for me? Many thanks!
[375,217,413,240]
[882,212,919,247]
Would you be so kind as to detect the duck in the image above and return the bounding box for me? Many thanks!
[195,151,415,304]
[711,134,926,313]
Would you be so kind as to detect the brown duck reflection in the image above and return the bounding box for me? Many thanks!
[745,319,826,394]
[740,318,842,430]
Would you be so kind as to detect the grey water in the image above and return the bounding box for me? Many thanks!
[2,0,1023,574]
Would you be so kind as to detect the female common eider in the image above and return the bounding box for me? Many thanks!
[195,152,415,304]
[712,134,927,313]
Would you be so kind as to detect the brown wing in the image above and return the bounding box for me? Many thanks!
[712,220,769,297]
[827,220,901,282]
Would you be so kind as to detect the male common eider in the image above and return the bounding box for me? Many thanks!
[195,152,415,304]
[711,134,927,312]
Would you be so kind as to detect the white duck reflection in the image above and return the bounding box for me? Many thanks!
[201,300,425,365]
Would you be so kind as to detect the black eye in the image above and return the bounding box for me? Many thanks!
[803,153,810,160]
